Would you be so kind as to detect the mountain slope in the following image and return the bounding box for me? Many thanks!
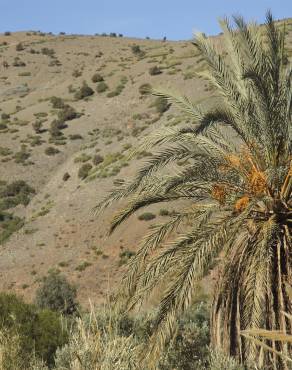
[0,22,291,306]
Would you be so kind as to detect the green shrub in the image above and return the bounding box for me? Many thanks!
[91,73,104,83]
[50,96,65,109]
[131,44,145,57]
[107,77,127,98]
[13,146,31,164]
[75,261,92,272]
[0,180,35,212]
[159,208,170,216]
[69,134,83,140]
[74,82,94,100]
[45,146,60,156]
[139,83,152,95]
[18,71,31,76]
[41,47,55,56]
[74,153,91,163]
[35,270,78,315]
[0,180,35,199]
[138,212,156,221]
[12,57,26,67]
[1,113,10,120]
[0,292,67,367]
[35,309,68,366]
[159,302,210,370]
[29,134,44,146]
[49,119,66,137]
[107,90,119,98]
[149,65,162,75]
[96,81,108,93]
[78,163,93,179]
[119,250,135,266]
[131,45,141,54]
[32,120,42,133]
[34,112,48,118]
[57,105,78,121]
[72,69,82,78]
[16,42,24,51]
[49,59,62,67]
[0,213,24,243]
[92,154,104,165]
[63,172,70,181]
[153,96,170,114]
[0,147,12,157]
[0,122,7,130]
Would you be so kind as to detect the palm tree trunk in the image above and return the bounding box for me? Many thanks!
[211,233,292,369]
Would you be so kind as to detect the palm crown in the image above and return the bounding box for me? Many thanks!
[96,11,292,369]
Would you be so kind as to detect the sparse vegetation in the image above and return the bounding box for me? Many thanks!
[13,145,31,164]
[78,163,93,179]
[91,73,104,83]
[74,82,94,100]
[50,96,65,109]
[49,119,66,137]
[139,83,152,95]
[0,214,24,244]
[138,212,156,221]
[92,154,104,165]
[41,47,55,57]
[72,69,82,78]
[1,113,10,120]
[45,146,60,156]
[69,133,83,140]
[74,153,91,163]
[12,57,26,67]
[159,208,170,216]
[0,147,12,157]
[131,44,145,57]
[75,261,92,272]
[149,65,162,75]
[152,96,171,113]
[57,104,78,121]
[15,42,24,51]
[0,180,35,210]
[32,120,43,133]
[18,71,31,77]
[119,249,135,266]
[96,81,108,93]
[107,76,128,97]
[63,172,70,181]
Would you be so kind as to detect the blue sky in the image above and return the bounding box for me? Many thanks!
[1,0,292,40]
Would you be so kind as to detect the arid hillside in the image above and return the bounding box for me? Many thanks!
[0,21,291,306]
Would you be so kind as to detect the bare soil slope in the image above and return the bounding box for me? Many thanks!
[0,22,291,306]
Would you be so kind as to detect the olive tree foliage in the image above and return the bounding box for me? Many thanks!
[35,270,78,315]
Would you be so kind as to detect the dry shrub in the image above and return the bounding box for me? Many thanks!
[54,305,140,370]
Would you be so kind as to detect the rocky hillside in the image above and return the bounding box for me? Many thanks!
[0,21,291,306]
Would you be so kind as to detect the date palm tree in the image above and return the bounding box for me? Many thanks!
[96,12,292,369]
